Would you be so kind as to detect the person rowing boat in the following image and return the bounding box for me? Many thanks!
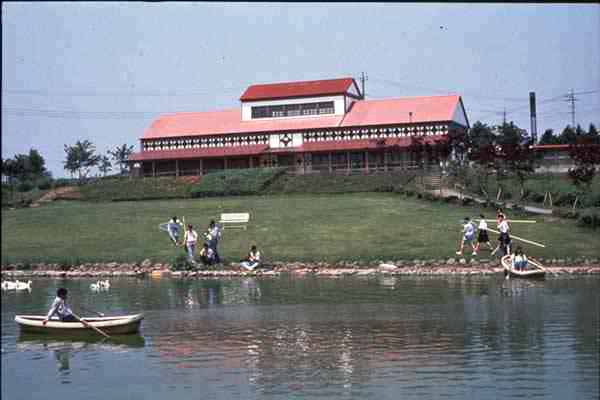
[43,288,77,324]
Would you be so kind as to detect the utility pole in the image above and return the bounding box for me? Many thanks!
[360,72,368,99]
[564,88,577,127]
[529,92,537,143]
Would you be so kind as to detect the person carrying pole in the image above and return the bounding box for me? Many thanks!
[474,214,494,253]
[492,214,511,256]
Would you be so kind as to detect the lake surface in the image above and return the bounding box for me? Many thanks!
[2,275,599,400]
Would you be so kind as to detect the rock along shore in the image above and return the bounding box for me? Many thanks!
[1,258,600,279]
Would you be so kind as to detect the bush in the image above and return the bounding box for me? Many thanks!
[54,178,75,188]
[554,192,577,207]
[16,180,34,192]
[443,195,459,204]
[578,210,600,229]
[555,208,579,219]
[190,168,286,198]
[36,177,53,190]
[169,255,196,271]
[529,192,546,203]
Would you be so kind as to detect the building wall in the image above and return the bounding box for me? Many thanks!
[241,95,345,121]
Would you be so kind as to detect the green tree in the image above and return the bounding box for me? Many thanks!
[586,123,599,144]
[98,155,112,177]
[108,144,134,175]
[559,125,578,144]
[538,129,559,145]
[63,140,101,182]
[27,148,48,178]
[568,136,600,209]
[495,122,537,200]
[465,121,496,199]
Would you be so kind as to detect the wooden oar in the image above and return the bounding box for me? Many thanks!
[528,257,546,271]
[486,227,546,248]
[71,312,110,338]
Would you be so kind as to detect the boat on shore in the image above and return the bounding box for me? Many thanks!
[501,255,546,279]
[15,314,144,335]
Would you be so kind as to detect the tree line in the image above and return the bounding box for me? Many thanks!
[407,120,599,209]
[538,123,599,145]
[1,141,134,192]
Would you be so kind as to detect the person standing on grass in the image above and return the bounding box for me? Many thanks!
[167,216,183,246]
[492,214,511,256]
[205,220,222,264]
[456,217,477,256]
[181,224,198,263]
[43,288,77,324]
[474,214,494,253]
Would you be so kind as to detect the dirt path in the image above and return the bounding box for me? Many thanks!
[33,186,81,206]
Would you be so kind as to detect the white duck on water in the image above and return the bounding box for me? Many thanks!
[14,280,32,291]
[1,281,17,290]
[90,280,110,291]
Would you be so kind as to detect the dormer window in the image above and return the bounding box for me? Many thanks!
[250,101,335,119]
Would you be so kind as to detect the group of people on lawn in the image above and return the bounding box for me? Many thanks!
[166,216,261,271]
[456,209,530,271]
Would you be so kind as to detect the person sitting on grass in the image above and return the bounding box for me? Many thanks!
[511,246,528,271]
[43,288,77,324]
[240,245,261,271]
[456,217,477,256]
[199,243,216,266]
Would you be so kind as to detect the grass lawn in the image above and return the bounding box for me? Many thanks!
[1,193,599,266]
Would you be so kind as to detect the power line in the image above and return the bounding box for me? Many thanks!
[564,89,578,127]
[1,86,245,97]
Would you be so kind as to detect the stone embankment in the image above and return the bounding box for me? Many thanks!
[1,258,599,279]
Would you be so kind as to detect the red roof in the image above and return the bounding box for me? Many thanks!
[128,145,268,162]
[142,95,464,140]
[240,77,356,101]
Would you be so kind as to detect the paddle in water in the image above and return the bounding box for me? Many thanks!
[71,312,111,339]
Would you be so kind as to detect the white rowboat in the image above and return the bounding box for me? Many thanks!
[15,314,144,335]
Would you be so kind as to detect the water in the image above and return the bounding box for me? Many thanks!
[2,276,599,399]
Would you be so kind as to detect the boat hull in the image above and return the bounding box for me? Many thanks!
[501,256,546,279]
[15,314,144,335]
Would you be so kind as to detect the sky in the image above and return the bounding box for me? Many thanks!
[2,2,599,178]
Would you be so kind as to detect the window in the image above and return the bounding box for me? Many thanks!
[251,101,335,119]
[271,105,284,118]
[286,104,301,116]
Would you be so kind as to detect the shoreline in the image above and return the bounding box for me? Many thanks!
[2,258,599,279]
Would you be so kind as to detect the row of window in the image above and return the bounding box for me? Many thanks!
[251,101,335,119]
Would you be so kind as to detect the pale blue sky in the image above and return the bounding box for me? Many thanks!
[2,2,599,177]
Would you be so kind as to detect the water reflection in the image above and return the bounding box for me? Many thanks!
[2,277,599,400]
[16,334,145,376]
